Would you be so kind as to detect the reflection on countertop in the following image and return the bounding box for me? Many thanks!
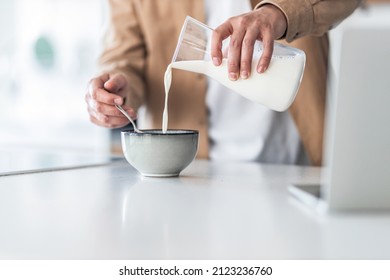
[0,144,123,176]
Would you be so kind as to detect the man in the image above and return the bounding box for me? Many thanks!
[85,0,360,166]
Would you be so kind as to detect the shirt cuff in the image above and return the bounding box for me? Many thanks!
[254,0,314,42]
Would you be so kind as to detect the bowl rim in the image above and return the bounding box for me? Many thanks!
[121,129,199,136]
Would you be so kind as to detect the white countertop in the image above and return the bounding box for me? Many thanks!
[1,159,389,260]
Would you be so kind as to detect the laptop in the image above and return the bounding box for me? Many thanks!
[288,5,390,212]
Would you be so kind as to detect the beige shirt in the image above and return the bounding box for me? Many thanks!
[99,0,361,165]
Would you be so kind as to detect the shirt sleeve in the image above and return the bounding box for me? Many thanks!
[254,0,362,42]
[99,0,145,109]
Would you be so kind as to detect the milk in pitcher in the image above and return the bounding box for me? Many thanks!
[173,55,305,111]
[162,53,305,133]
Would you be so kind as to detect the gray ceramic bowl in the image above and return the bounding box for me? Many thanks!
[121,129,199,177]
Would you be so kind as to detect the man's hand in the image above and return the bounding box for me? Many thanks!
[211,4,287,81]
[85,73,137,128]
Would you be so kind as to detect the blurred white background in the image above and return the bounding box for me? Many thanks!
[0,0,109,155]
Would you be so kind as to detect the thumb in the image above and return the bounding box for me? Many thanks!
[104,73,127,93]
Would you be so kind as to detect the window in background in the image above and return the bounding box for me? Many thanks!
[0,0,110,157]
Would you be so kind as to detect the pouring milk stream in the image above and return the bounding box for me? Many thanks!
[162,16,305,133]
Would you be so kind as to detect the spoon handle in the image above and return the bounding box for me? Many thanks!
[115,105,142,133]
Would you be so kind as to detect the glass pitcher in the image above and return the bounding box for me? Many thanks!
[170,16,306,112]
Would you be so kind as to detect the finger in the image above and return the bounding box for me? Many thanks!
[87,105,109,125]
[96,101,138,119]
[89,114,105,127]
[240,29,258,79]
[211,22,233,66]
[105,115,131,127]
[257,32,274,73]
[87,93,137,118]
[87,103,132,128]
[89,113,130,129]
[227,29,246,81]
[88,74,112,104]
[94,88,123,105]
[104,73,127,93]
[117,105,138,120]
[89,73,110,92]
[103,73,128,105]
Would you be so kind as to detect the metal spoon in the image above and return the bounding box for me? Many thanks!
[115,104,143,133]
